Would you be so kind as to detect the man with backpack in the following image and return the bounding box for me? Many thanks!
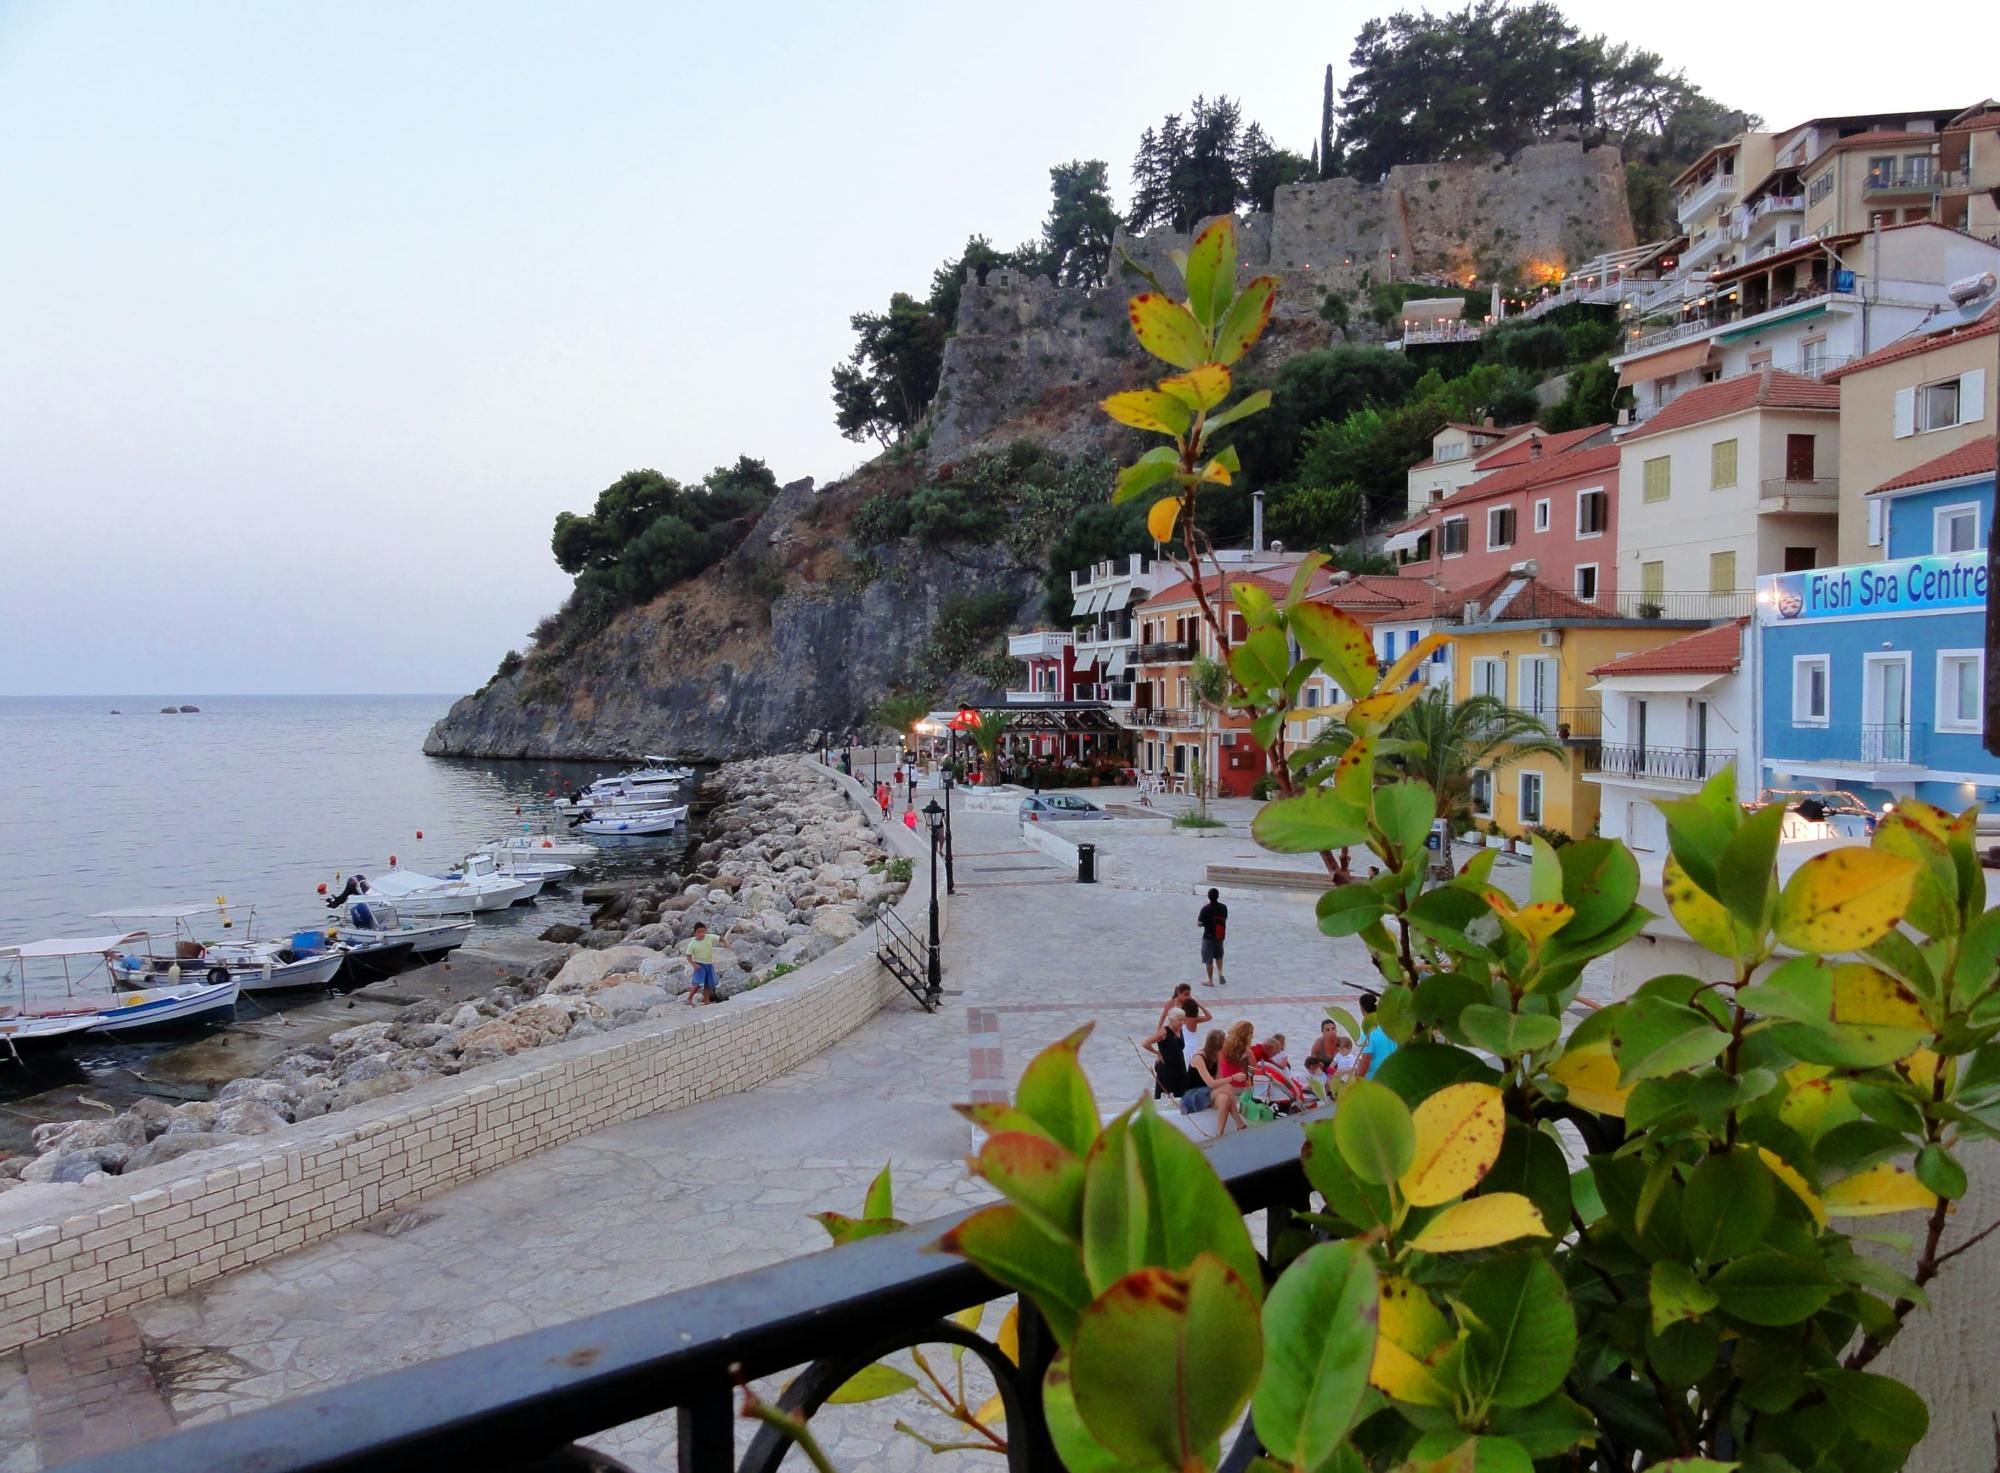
[1197,887,1228,987]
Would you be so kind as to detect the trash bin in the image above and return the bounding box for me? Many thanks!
[1077,842,1097,884]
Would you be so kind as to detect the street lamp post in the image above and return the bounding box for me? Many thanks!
[922,798,945,1007]
[942,772,956,895]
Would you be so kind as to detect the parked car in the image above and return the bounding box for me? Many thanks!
[1019,793,1111,821]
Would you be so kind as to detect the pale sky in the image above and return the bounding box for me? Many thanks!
[1,0,1991,695]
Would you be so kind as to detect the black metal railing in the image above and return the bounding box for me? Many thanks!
[1586,743,1732,781]
[874,905,936,1013]
[1864,171,1934,192]
[1131,707,1198,729]
[1861,721,1922,764]
[1135,639,1195,662]
[1452,701,1600,742]
[53,1123,1316,1473]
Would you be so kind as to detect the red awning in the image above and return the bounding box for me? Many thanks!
[1618,339,1715,388]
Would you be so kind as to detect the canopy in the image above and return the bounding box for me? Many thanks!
[1073,588,1103,617]
[1617,339,1714,387]
[91,903,226,920]
[1591,673,1726,694]
[1381,529,1423,555]
[1105,648,1130,679]
[1099,584,1138,612]
[1400,297,1466,326]
[0,932,146,960]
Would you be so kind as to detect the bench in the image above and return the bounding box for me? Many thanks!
[1205,864,1331,892]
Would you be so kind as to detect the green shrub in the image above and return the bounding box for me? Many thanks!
[1172,810,1226,828]
[883,857,914,885]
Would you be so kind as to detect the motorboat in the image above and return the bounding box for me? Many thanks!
[328,899,472,968]
[330,859,540,916]
[488,831,598,863]
[572,806,685,836]
[557,759,694,812]
[450,851,576,885]
[0,932,239,1056]
[95,905,348,994]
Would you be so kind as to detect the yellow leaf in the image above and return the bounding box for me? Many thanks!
[1382,632,1450,691]
[1546,1046,1630,1117]
[1370,1277,1456,1406]
[1510,900,1576,951]
[996,1304,1019,1364]
[1158,362,1230,412]
[1126,292,1210,369]
[1146,495,1180,543]
[1333,733,1375,810]
[951,1303,983,1334]
[1830,963,1928,1030]
[1406,1193,1550,1253]
[1824,1161,1939,1218]
[1213,276,1279,365]
[1774,848,1919,954]
[1344,684,1425,733]
[1200,457,1233,484]
[974,1392,1005,1427]
[1662,852,1760,959]
[1757,1147,1828,1229]
[1778,1076,1859,1142]
[1100,388,1192,435]
[1901,1048,1944,1095]
[1400,1082,1507,1207]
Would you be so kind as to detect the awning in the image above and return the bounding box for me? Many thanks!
[1617,340,1715,388]
[1381,529,1423,555]
[0,932,146,959]
[1075,588,1104,616]
[1719,304,1824,344]
[1099,584,1137,612]
[1591,673,1726,694]
[1106,648,1129,678]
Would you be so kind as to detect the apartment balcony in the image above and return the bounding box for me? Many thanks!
[1007,629,1072,659]
[1071,553,1153,591]
[1756,477,1840,514]
[1450,701,1601,742]
[1132,707,1199,729]
[1767,721,1930,779]
[1003,689,1062,705]
[1072,620,1135,649]
[1864,172,1935,195]
[1136,639,1194,662]
[1676,170,1732,221]
[1585,743,1734,783]
[1075,681,1135,707]
[1628,317,1713,353]
[1745,192,1804,224]
[1400,322,1487,347]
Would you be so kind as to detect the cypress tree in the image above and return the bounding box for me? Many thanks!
[1318,63,1336,178]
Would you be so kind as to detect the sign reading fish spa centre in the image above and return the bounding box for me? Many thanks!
[1758,552,1989,624]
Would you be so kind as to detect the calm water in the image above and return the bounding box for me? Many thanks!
[0,695,693,948]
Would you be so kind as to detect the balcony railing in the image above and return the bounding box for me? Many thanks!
[1132,707,1199,728]
[1862,721,1921,764]
[1865,172,1934,192]
[1075,682,1134,705]
[1449,700,1600,742]
[1774,721,1930,768]
[1627,316,1714,353]
[1135,639,1194,662]
[1746,192,1804,222]
[1003,689,1062,705]
[1586,743,1733,782]
[1756,476,1840,509]
[1401,322,1487,345]
[1073,621,1134,646]
[1437,588,1752,625]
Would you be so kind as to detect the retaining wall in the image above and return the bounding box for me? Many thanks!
[0,761,945,1353]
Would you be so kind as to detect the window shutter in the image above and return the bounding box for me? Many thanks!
[1893,387,1915,438]
[1867,497,1884,546]
[1962,370,1987,425]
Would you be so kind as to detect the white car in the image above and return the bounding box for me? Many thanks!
[1019,793,1111,821]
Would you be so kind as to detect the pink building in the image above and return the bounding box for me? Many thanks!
[1389,426,1621,607]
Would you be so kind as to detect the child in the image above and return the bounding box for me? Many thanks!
[1303,1055,1336,1107]
[681,923,718,1006]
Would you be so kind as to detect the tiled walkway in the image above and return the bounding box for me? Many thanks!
[0,799,1567,1471]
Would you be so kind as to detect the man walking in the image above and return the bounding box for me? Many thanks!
[681,922,718,1006]
[1197,887,1228,987]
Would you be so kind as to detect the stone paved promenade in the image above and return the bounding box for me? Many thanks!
[0,794,1556,1471]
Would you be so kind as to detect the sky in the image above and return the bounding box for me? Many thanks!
[2,0,1993,695]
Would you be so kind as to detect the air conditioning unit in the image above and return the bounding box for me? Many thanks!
[1221,731,1239,746]
[1539,630,1563,648]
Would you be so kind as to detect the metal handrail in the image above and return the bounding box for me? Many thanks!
[1586,743,1733,781]
[51,1121,1318,1473]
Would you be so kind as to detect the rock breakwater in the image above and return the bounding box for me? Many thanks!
[4,758,900,1190]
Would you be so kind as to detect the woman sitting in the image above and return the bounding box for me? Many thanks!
[1181,1028,1247,1134]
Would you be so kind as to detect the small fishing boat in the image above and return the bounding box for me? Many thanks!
[451,851,576,885]
[331,859,540,916]
[0,933,239,1056]
[328,899,471,968]
[572,805,685,836]
[95,905,349,993]
[488,831,599,863]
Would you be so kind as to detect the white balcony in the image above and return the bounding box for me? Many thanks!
[1676,169,1733,223]
[1003,689,1062,705]
[1007,629,1073,659]
[1756,477,1840,514]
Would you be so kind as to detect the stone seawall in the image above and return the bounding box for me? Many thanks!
[0,759,948,1354]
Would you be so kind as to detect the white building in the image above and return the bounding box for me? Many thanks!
[1065,554,1179,720]
[1586,620,1754,855]
[1614,368,1842,611]
[1672,132,1776,276]
[1404,421,1535,517]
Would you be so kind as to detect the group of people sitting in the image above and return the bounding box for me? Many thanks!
[1141,985,1390,1134]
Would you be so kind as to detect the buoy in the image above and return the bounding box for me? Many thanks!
[542,840,552,848]
[416,829,424,840]
[317,883,328,895]
[390,854,398,867]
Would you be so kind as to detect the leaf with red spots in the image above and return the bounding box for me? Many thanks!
[1126,292,1209,369]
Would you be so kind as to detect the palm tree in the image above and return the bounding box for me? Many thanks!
[1187,654,1231,817]
[869,692,934,759]
[1388,691,1567,873]
[965,709,1015,780]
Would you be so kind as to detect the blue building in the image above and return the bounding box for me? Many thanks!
[1756,436,1998,811]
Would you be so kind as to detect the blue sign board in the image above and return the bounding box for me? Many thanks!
[1758,552,1988,623]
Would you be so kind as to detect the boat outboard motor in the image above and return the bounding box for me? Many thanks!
[326,874,371,908]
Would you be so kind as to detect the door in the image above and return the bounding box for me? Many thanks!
[1783,546,1817,572]
[1863,654,1910,762]
[1518,656,1558,722]
[1627,801,1666,851]
[1634,699,1649,770]
[1786,434,1816,482]
[1693,700,1710,776]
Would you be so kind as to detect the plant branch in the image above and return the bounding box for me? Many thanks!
[1845,1062,1955,1370]
[741,1387,844,1473]
[1934,1215,2000,1268]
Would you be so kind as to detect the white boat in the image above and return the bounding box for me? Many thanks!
[488,832,598,863]
[345,859,542,915]
[329,900,472,962]
[573,805,685,836]
[0,933,239,1055]
[94,905,349,994]
[557,760,694,813]
[451,851,576,885]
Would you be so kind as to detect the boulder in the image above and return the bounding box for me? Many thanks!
[449,1002,486,1029]
[332,1073,419,1110]
[327,1021,392,1052]
[624,923,675,950]
[548,944,655,994]
[125,1133,249,1173]
[586,981,672,1015]
[127,1098,176,1139]
[454,1019,546,1060]
[164,1101,222,1135]
[338,1052,407,1087]
[212,1101,289,1136]
[23,1146,130,1183]
[291,1090,336,1122]
[539,922,585,944]
[501,1003,574,1044]
[808,908,862,943]
[214,1078,297,1112]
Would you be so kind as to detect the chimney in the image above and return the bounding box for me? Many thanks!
[1530,437,1543,460]
[1482,415,1495,428]
[1252,491,1266,552]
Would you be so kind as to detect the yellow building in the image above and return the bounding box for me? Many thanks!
[1439,576,1719,840]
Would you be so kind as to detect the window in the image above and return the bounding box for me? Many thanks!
[1748,349,1773,370]
[1709,550,1737,594]
[1574,563,1599,601]
[1519,771,1545,826]
[1783,546,1818,572]
[1518,657,1558,720]
[1896,373,1988,436]
[1799,337,1828,376]
[1441,517,1469,556]
[1488,505,1516,549]
[1643,456,1671,502]
[1229,612,1247,642]
[1935,503,1980,554]
[1533,498,1551,532]
[1577,488,1607,537]
[1807,170,1834,205]
[1470,769,1493,815]
[1640,561,1665,601]
[1905,153,1933,184]
[1710,438,1739,489]
[1867,155,1896,185]
[1792,655,1829,726]
[1470,657,1506,701]
[1938,650,1984,733]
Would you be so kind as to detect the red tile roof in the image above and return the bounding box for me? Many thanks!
[1473,424,1607,472]
[1870,436,1998,495]
[1620,369,1838,442]
[1141,569,1298,610]
[1825,303,1999,381]
[1431,572,1603,623]
[1311,575,1441,621]
[1416,437,1617,515]
[1818,129,1941,154]
[1590,620,1746,677]
[1407,423,1533,472]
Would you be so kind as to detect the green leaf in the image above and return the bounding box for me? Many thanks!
[1414,972,1488,1039]
[1484,1394,1597,1458]
[1373,781,1439,864]
[1647,1317,1721,1388]
[1459,1005,1561,1058]
[1015,1025,1099,1154]
[1289,601,1377,700]
[1231,579,1278,630]
[1914,1143,1967,1199]
[1873,809,1959,940]
[1662,852,1761,959]
[1709,1251,1836,1326]
[1814,1368,1929,1449]
[1612,996,1730,1084]
[863,1163,894,1221]
[1253,1242,1378,1469]
[1112,446,1179,505]
[973,1131,1084,1240]
[1230,626,1291,699]
[1301,1120,1394,1232]
[1080,1103,1262,1300]
[936,1203,1093,1345]
[1253,789,1369,853]
[1479,1122,1572,1232]
[1458,1252,1578,1410]
[811,1212,903,1245]
[1126,292,1210,369]
[827,1361,917,1403]
[1658,792,1736,899]
[1043,1355,1126,1473]
[1408,1435,1536,1473]
[1684,1148,1776,1264]
[1069,1255,1262,1470]
[1202,387,1272,436]
[1334,1079,1416,1186]
[1285,551,1330,608]
[1528,833,1564,903]
[1317,885,1388,938]
[1374,1042,1501,1106]
[1718,796,1789,931]
[1213,276,1278,365]
[1182,216,1237,329]
[1649,1260,1719,1334]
